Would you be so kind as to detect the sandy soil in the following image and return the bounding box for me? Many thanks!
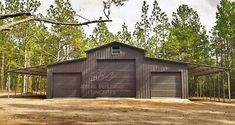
[0,95,235,125]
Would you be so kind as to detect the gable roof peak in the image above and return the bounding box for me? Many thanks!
[85,41,146,53]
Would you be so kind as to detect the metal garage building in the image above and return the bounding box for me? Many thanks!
[47,41,188,98]
[8,41,231,99]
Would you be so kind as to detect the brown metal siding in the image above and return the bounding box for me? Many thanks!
[53,73,81,97]
[87,44,145,60]
[150,72,182,98]
[136,59,188,99]
[47,61,86,98]
[47,42,188,99]
[83,43,144,98]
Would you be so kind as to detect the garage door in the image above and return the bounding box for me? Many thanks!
[53,73,81,97]
[151,72,182,98]
[96,60,136,97]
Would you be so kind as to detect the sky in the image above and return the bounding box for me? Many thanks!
[2,0,235,35]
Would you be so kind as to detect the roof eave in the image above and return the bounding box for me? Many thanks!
[145,57,188,65]
[47,58,87,67]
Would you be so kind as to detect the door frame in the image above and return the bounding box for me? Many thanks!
[150,71,182,98]
[52,72,82,98]
[95,59,136,97]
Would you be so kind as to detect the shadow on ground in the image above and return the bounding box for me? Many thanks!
[0,94,46,99]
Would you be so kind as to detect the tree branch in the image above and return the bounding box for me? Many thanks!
[0,16,112,32]
[0,12,31,20]
[0,28,11,32]
[76,14,90,21]
[0,16,34,31]
[34,17,112,26]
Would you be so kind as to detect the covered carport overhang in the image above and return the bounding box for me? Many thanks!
[6,65,47,98]
[7,65,47,76]
[187,63,231,101]
[188,63,229,76]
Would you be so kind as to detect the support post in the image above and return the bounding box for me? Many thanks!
[199,78,201,98]
[205,77,208,100]
[196,77,199,97]
[217,73,220,101]
[7,73,11,98]
[213,76,216,101]
[14,76,17,98]
[226,70,231,102]
[223,72,225,102]
[39,76,42,95]
[21,75,23,95]
[209,75,212,101]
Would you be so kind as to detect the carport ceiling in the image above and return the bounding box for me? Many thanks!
[188,63,229,76]
[8,65,47,76]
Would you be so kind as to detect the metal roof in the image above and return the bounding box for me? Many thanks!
[146,57,229,76]
[7,60,229,77]
[188,63,229,76]
[7,65,47,76]
[47,58,87,67]
[145,57,188,65]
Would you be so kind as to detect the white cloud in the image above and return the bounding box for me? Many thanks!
[206,0,220,7]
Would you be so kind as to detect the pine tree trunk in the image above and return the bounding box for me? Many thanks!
[57,41,61,61]
[23,49,28,94]
[28,52,31,93]
[39,56,42,95]
[223,72,225,102]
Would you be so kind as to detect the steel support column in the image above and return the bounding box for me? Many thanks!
[226,70,231,102]
[7,73,11,98]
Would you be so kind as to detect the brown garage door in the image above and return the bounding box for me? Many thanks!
[151,72,182,98]
[96,60,136,97]
[53,73,81,97]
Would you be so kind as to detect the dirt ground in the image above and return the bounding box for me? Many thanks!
[0,94,235,125]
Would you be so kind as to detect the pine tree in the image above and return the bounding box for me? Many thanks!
[165,5,210,63]
[117,22,132,44]
[48,0,86,60]
[149,0,170,58]
[133,1,151,54]
[211,0,235,97]
[211,0,235,67]
[2,0,41,92]
[89,17,116,47]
